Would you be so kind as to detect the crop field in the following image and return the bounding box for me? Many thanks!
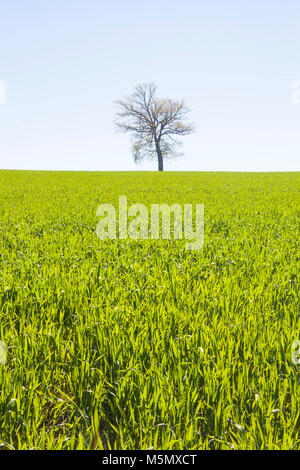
[0,170,299,450]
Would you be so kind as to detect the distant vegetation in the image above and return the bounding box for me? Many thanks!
[115,83,193,171]
[0,170,299,449]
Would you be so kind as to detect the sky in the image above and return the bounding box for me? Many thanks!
[0,0,299,171]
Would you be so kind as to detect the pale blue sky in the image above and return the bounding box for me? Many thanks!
[0,0,299,171]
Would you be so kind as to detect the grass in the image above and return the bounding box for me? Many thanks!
[0,170,299,450]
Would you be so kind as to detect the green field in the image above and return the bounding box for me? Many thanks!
[0,170,299,450]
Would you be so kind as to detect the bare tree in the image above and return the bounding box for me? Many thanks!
[115,83,194,171]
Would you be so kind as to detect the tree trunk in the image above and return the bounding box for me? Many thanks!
[156,141,164,171]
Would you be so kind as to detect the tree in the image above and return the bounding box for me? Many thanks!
[115,83,194,171]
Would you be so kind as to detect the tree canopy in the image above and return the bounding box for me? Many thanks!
[115,83,193,171]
